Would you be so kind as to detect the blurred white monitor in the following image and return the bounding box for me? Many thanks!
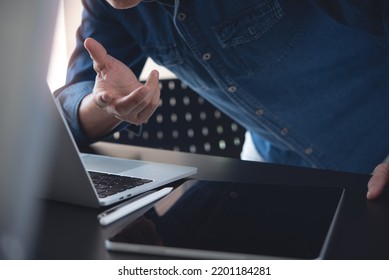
[0,0,60,259]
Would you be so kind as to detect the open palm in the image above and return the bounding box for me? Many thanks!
[84,37,160,124]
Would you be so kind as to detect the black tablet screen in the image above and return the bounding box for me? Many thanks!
[108,180,344,259]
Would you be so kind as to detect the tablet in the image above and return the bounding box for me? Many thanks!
[105,180,344,259]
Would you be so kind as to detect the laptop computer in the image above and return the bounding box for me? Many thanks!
[41,88,197,208]
[42,77,197,208]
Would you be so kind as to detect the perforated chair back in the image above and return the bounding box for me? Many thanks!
[104,79,246,158]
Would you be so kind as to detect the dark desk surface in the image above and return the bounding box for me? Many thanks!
[34,142,389,259]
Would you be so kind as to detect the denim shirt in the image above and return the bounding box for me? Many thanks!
[55,0,389,174]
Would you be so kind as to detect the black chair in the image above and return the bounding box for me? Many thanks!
[104,79,246,159]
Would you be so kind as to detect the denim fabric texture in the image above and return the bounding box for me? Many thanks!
[55,0,389,173]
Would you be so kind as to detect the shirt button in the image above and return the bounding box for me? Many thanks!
[202,53,211,61]
[177,12,186,21]
[255,109,264,116]
[280,128,288,136]
[305,147,314,155]
[227,86,237,93]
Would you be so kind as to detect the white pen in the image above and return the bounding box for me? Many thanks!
[98,187,173,226]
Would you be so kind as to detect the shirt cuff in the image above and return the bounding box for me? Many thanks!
[54,81,138,146]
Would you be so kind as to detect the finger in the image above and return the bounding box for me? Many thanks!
[84,37,108,73]
[129,70,160,116]
[144,70,160,91]
[127,71,160,122]
[114,71,160,123]
[133,92,160,124]
[112,85,152,123]
[367,162,389,199]
[92,76,113,108]
[135,81,161,122]
[93,92,112,109]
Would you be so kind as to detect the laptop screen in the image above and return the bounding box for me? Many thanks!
[107,180,344,259]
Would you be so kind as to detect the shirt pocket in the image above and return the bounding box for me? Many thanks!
[213,0,298,74]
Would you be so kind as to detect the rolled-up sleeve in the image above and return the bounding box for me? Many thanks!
[54,81,93,146]
[54,0,147,146]
[54,81,140,146]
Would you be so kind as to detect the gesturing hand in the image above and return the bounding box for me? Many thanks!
[84,37,160,125]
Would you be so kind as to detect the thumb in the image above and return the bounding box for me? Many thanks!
[367,163,389,199]
[84,37,108,73]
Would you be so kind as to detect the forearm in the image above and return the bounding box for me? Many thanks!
[78,93,122,139]
[55,0,148,145]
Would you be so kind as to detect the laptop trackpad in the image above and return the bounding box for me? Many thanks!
[80,153,147,173]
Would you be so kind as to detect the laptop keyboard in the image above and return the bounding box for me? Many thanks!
[88,171,153,198]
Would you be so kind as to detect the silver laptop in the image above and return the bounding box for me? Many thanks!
[44,89,197,207]
[43,73,197,208]
[43,96,196,208]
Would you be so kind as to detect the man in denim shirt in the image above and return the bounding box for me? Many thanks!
[55,0,389,199]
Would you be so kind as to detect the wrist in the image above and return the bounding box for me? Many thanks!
[79,93,121,139]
